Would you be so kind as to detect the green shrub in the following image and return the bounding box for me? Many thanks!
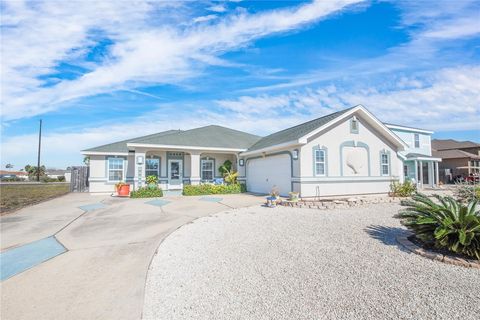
[390,180,416,197]
[130,187,163,198]
[183,183,246,196]
[57,176,66,182]
[398,193,480,260]
[146,175,157,184]
[40,176,58,183]
[454,182,480,203]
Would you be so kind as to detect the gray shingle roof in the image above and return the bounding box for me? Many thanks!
[432,139,480,151]
[246,108,354,152]
[130,125,261,149]
[432,149,480,160]
[83,126,260,153]
[83,130,179,153]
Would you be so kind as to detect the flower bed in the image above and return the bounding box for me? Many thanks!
[280,196,400,209]
[183,183,246,196]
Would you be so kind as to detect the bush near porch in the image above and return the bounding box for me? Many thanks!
[183,183,246,196]
[130,187,163,198]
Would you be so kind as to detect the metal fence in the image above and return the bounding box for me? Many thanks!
[70,166,89,192]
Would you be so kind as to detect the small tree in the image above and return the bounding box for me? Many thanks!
[218,160,232,177]
[5,163,13,169]
[83,156,90,166]
[25,165,46,179]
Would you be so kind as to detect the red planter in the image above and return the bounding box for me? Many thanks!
[117,184,130,196]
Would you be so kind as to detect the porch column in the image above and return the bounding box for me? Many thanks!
[190,151,201,185]
[414,160,418,187]
[134,150,146,190]
[419,160,423,188]
[435,162,440,187]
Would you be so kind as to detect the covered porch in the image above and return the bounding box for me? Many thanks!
[131,147,238,191]
[403,154,442,189]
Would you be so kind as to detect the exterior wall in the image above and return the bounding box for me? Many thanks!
[88,154,131,193]
[201,153,236,179]
[389,129,431,156]
[298,116,400,197]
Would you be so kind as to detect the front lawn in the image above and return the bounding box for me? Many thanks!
[0,183,70,214]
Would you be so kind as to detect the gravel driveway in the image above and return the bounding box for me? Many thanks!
[143,203,480,320]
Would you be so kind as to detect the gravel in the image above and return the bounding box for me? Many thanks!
[143,203,480,320]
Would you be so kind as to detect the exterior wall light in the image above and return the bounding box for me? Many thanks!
[292,149,299,160]
[136,156,144,165]
[239,159,245,166]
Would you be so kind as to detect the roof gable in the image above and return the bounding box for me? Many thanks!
[246,108,354,152]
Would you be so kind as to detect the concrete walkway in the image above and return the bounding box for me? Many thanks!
[0,192,264,320]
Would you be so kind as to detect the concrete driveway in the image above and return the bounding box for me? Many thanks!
[0,192,264,320]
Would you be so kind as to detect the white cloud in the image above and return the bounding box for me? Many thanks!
[193,14,218,23]
[208,4,227,13]
[1,0,363,121]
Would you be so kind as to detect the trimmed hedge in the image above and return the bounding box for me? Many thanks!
[183,183,246,196]
[130,187,163,198]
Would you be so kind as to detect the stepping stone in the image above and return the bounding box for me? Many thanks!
[1,236,66,281]
[199,197,223,202]
[78,203,106,212]
[146,199,171,207]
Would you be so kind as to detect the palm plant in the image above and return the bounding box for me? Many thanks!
[399,193,480,260]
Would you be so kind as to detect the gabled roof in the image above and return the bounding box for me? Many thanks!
[384,123,434,134]
[432,139,480,151]
[83,126,260,154]
[246,108,354,152]
[82,130,179,153]
[432,149,480,160]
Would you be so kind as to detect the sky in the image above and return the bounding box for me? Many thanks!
[1,0,479,169]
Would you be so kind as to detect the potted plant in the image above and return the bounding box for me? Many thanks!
[266,186,281,207]
[146,175,158,190]
[115,182,130,196]
[288,191,299,202]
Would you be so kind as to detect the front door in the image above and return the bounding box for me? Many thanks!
[168,159,183,189]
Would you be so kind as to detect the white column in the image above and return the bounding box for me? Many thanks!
[419,161,423,189]
[435,162,440,187]
[190,152,201,185]
[414,160,418,187]
[134,149,146,190]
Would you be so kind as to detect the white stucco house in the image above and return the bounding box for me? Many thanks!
[82,105,441,197]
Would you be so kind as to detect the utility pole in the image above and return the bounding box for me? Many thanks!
[37,119,42,182]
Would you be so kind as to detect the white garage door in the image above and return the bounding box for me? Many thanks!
[246,154,291,196]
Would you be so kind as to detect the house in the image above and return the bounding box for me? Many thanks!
[0,170,28,180]
[81,105,440,197]
[45,169,71,182]
[431,139,480,181]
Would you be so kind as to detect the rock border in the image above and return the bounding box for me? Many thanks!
[396,235,480,269]
[280,196,401,210]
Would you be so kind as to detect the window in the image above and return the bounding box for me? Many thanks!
[314,149,326,176]
[146,157,160,178]
[201,159,214,181]
[381,153,390,175]
[108,157,124,181]
[404,165,408,177]
[350,116,359,133]
[414,134,420,148]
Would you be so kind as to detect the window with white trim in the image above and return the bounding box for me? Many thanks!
[314,149,326,176]
[201,159,214,181]
[414,134,420,148]
[381,153,389,175]
[108,158,124,181]
[146,158,160,178]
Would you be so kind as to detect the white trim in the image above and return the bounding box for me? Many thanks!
[292,176,399,182]
[408,156,442,162]
[81,151,129,156]
[385,124,434,134]
[200,159,214,181]
[240,140,301,156]
[127,143,246,152]
[298,105,408,149]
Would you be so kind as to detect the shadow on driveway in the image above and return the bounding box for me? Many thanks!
[364,225,412,253]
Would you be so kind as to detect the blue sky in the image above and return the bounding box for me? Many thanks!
[1,0,479,169]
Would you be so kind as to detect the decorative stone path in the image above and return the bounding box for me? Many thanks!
[199,197,223,202]
[78,203,106,212]
[145,199,171,207]
[0,236,66,281]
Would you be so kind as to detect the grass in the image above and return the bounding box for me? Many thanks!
[0,183,70,214]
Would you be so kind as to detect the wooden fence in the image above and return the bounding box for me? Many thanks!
[70,166,89,192]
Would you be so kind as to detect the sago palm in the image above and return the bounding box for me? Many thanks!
[399,193,480,260]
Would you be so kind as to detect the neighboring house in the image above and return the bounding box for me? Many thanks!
[0,170,28,180]
[82,105,439,197]
[431,139,480,181]
[46,169,71,182]
[384,124,441,189]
